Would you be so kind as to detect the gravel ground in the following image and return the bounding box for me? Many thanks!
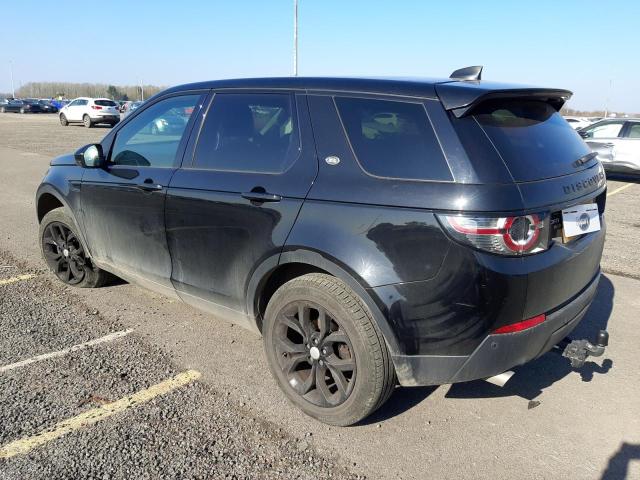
[0,251,362,479]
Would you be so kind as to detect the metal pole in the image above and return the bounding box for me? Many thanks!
[10,60,15,98]
[293,0,298,76]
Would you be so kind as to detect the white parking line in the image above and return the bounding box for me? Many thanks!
[0,329,133,374]
[607,183,634,197]
[0,370,201,459]
[0,274,36,286]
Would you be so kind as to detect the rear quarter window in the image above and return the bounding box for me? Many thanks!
[335,97,452,181]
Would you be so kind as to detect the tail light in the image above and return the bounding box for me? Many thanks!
[91,105,103,110]
[437,213,549,256]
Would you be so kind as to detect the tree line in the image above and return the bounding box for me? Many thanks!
[8,82,166,101]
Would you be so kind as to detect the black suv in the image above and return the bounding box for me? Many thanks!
[36,68,607,426]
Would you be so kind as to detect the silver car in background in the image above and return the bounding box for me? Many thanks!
[579,119,640,175]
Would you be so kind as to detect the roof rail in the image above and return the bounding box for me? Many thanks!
[450,66,483,81]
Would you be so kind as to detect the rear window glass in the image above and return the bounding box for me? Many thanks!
[95,100,117,107]
[472,100,592,181]
[335,97,452,181]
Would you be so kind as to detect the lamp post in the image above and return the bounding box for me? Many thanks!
[10,60,15,98]
[293,0,298,76]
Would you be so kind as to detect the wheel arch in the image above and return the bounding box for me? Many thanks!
[36,185,93,259]
[247,249,402,356]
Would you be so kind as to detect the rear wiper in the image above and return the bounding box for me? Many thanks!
[573,151,598,168]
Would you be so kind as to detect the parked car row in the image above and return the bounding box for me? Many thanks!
[0,98,60,114]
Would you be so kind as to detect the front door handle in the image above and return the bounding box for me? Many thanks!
[136,179,163,192]
[241,191,282,203]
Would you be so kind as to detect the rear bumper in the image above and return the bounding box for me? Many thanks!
[91,115,120,123]
[393,271,600,386]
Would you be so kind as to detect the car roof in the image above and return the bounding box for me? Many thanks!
[162,76,572,113]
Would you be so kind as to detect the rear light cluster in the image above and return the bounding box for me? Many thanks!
[438,213,550,256]
[91,105,103,110]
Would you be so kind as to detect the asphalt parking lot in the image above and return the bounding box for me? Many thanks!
[0,113,639,479]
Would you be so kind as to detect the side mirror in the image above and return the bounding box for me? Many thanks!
[74,144,105,168]
[578,130,590,139]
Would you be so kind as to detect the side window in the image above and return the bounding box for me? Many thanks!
[582,121,624,139]
[67,100,78,107]
[626,123,640,138]
[335,97,452,181]
[110,94,201,167]
[192,93,299,173]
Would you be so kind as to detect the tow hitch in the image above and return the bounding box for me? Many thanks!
[554,330,609,368]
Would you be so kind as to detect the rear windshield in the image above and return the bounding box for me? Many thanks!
[471,100,592,182]
[95,100,117,107]
[335,97,452,181]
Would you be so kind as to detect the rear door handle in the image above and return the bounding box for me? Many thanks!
[241,191,282,203]
[136,179,163,192]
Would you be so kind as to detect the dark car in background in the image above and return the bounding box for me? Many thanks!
[36,69,608,426]
[1,99,26,113]
[38,100,59,113]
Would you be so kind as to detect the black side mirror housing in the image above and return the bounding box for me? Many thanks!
[74,144,105,168]
[578,130,589,139]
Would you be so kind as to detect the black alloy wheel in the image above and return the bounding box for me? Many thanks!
[275,301,356,407]
[41,221,88,285]
[264,273,396,426]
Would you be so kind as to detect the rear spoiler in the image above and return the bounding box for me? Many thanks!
[435,81,572,118]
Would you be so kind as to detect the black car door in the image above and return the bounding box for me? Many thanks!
[80,93,205,295]
[165,92,317,318]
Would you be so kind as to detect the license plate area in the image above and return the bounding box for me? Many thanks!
[560,203,601,243]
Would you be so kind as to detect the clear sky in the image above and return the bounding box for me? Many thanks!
[1,0,638,112]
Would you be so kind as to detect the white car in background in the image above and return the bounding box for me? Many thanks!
[564,116,592,130]
[59,98,120,128]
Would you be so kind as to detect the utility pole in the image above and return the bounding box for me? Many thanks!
[9,60,15,98]
[140,80,144,101]
[293,0,298,76]
[604,79,612,118]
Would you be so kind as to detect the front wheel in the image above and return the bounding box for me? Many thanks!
[263,273,396,426]
[39,208,109,288]
[83,115,93,128]
[59,114,68,126]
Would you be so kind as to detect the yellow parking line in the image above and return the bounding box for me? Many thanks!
[0,274,36,286]
[0,370,201,459]
[607,183,634,197]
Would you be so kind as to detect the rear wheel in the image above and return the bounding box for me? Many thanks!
[39,208,109,288]
[59,114,68,126]
[263,273,396,426]
[83,114,93,128]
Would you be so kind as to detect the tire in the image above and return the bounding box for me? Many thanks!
[59,114,68,126]
[39,207,109,288]
[263,273,396,426]
[83,114,93,128]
